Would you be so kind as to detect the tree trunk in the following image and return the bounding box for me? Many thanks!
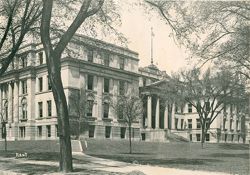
[129,124,132,154]
[201,127,206,149]
[48,55,73,172]
[4,135,7,152]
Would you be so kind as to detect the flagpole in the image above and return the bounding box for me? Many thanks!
[151,27,154,65]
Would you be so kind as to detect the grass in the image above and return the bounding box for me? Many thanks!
[85,139,250,175]
[0,140,249,174]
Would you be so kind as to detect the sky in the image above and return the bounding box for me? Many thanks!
[116,1,191,75]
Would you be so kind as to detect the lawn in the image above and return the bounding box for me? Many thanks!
[0,140,249,175]
[84,139,250,175]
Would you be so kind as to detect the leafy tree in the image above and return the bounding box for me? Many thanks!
[162,68,247,148]
[40,0,124,172]
[112,94,143,154]
[0,0,42,76]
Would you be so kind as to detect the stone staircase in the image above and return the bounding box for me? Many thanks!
[71,140,83,153]
[167,132,189,142]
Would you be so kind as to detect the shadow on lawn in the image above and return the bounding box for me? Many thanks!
[208,153,249,159]
[89,154,219,166]
[218,144,249,150]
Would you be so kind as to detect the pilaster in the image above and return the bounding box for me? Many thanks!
[147,96,152,128]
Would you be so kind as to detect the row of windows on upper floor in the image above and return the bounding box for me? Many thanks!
[174,118,240,131]
[6,49,129,72]
[0,74,128,98]
[175,102,243,114]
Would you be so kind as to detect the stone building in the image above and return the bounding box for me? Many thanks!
[140,78,247,143]
[0,34,247,143]
[0,34,142,141]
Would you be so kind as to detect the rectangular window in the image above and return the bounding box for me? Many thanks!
[230,119,233,130]
[104,78,109,93]
[47,76,52,90]
[119,58,125,70]
[20,127,25,138]
[21,80,27,94]
[38,77,43,92]
[223,118,226,130]
[87,75,94,90]
[47,100,52,117]
[196,134,201,141]
[21,56,27,68]
[205,134,210,141]
[39,52,43,65]
[87,100,93,117]
[181,119,184,129]
[175,106,179,113]
[143,78,146,86]
[103,53,110,66]
[87,49,93,62]
[236,120,239,130]
[120,127,126,139]
[188,103,192,113]
[37,126,42,137]
[196,119,201,129]
[105,126,111,138]
[38,102,43,118]
[55,125,59,137]
[89,125,95,138]
[175,118,178,129]
[103,102,109,118]
[46,125,51,138]
[119,81,125,95]
[188,119,192,129]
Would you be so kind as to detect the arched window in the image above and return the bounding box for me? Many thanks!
[21,98,27,119]
[4,101,8,121]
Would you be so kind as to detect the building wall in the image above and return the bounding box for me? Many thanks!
[0,35,141,141]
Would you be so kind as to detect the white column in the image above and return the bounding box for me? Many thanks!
[155,98,160,129]
[97,76,103,120]
[147,96,152,128]
[13,81,19,123]
[27,78,35,120]
[164,104,168,129]
[171,103,175,129]
[7,83,13,122]
[0,86,2,113]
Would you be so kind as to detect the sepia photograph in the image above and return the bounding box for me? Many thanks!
[0,0,249,174]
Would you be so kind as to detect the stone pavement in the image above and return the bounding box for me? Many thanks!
[0,152,230,175]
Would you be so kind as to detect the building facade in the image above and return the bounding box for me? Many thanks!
[0,35,141,141]
[140,79,247,143]
[0,34,248,143]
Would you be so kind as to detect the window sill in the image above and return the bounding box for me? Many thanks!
[36,117,43,120]
[117,119,126,123]
[20,119,27,122]
[102,118,112,122]
[86,117,97,121]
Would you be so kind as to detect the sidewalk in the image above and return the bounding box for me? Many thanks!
[0,153,230,175]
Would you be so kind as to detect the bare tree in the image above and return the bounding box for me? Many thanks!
[112,94,143,154]
[68,87,87,140]
[0,0,42,76]
[40,0,125,172]
[0,112,7,151]
[162,68,247,148]
[145,1,250,79]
